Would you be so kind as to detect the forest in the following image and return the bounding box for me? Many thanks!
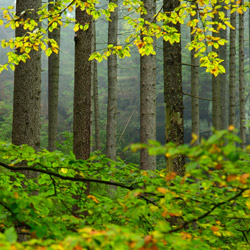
[0,0,250,249]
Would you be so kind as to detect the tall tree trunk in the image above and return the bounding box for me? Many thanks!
[163,0,184,175]
[212,14,222,130]
[239,0,246,148]
[92,20,101,151]
[140,0,156,170]
[73,4,92,214]
[48,0,61,151]
[106,0,118,160]
[12,0,41,159]
[191,13,199,142]
[73,5,92,160]
[219,3,228,130]
[229,1,236,127]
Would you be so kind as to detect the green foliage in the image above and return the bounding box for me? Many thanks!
[0,130,250,248]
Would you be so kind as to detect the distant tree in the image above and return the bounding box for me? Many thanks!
[239,0,246,148]
[163,0,184,175]
[106,0,118,161]
[140,0,156,170]
[229,1,236,127]
[48,0,61,152]
[73,5,92,160]
[219,2,228,130]
[92,20,101,151]
[12,0,41,156]
[191,12,199,143]
[212,14,222,130]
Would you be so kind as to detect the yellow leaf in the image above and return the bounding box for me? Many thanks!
[246,199,250,209]
[87,195,99,203]
[68,6,73,12]
[60,168,68,174]
[74,24,79,32]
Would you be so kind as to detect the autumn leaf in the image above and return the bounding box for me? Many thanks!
[87,195,99,203]
[165,172,176,181]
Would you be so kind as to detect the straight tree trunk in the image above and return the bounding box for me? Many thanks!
[106,0,118,160]
[12,0,41,156]
[163,0,184,175]
[191,13,199,142]
[219,3,228,130]
[229,2,236,127]
[239,0,246,148]
[48,0,61,151]
[73,5,92,160]
[212,14,222,130]
[92,20,101,151]
[140,0,156,170]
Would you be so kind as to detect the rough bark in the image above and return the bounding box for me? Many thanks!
[106,0,118,161]
[73,5,92,160]
[92,20,101,151]
[191,13,199,142]
[48,0,61,151]
[239,1,246,148]
[219,3,228,130]
[140,0,156,170]
[212,14,222,130]
[229,2,236,127]
[163,0,184,175]
[12,0,41,158]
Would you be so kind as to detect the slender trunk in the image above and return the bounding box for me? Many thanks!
[219,3,228,130]
[73,6,92,160]
[140,0,156,170]
[12,0,41,160]
[191,13,199,142]
[48,0,61,151]
[239,1,246,148]
[106,0,118,160]
[163,0,184,175]
[229,2,236,127]
[212,14,222,130]
[93,21,101,151]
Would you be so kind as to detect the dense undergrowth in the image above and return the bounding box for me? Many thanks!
[0,129,250,249]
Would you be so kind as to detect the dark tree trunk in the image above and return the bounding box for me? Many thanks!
[163,0,184,175]
[106,0,118,160]
[48,0,61,151]
[140,0,156,170]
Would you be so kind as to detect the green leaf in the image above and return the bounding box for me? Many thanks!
[4,227,17,243]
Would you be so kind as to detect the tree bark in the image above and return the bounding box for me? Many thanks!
[48,0,61,152]
[140,0,156,170]
[239,0,246,148]
[219,3,228,130]
[163,0,184,175]
[12,0,41,158]
[92,20,101,151]
[212,14,222,130]
[191,13,199,143]
[106,0,118,161]
[229,2,236,127]
[73,5,92,160]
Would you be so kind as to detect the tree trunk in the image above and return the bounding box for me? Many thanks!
[191,13,199,143]
[229,2,236,127]
[219,3,228,130]
[92,20,101,151]
[48,0,61,152]
[212,14,222,130]
[106,0,118,161]
[12,0,41,159]
[239,1,246,148]
[73,5,92,160]
[163,0,184,175]
[140,0,156,170]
